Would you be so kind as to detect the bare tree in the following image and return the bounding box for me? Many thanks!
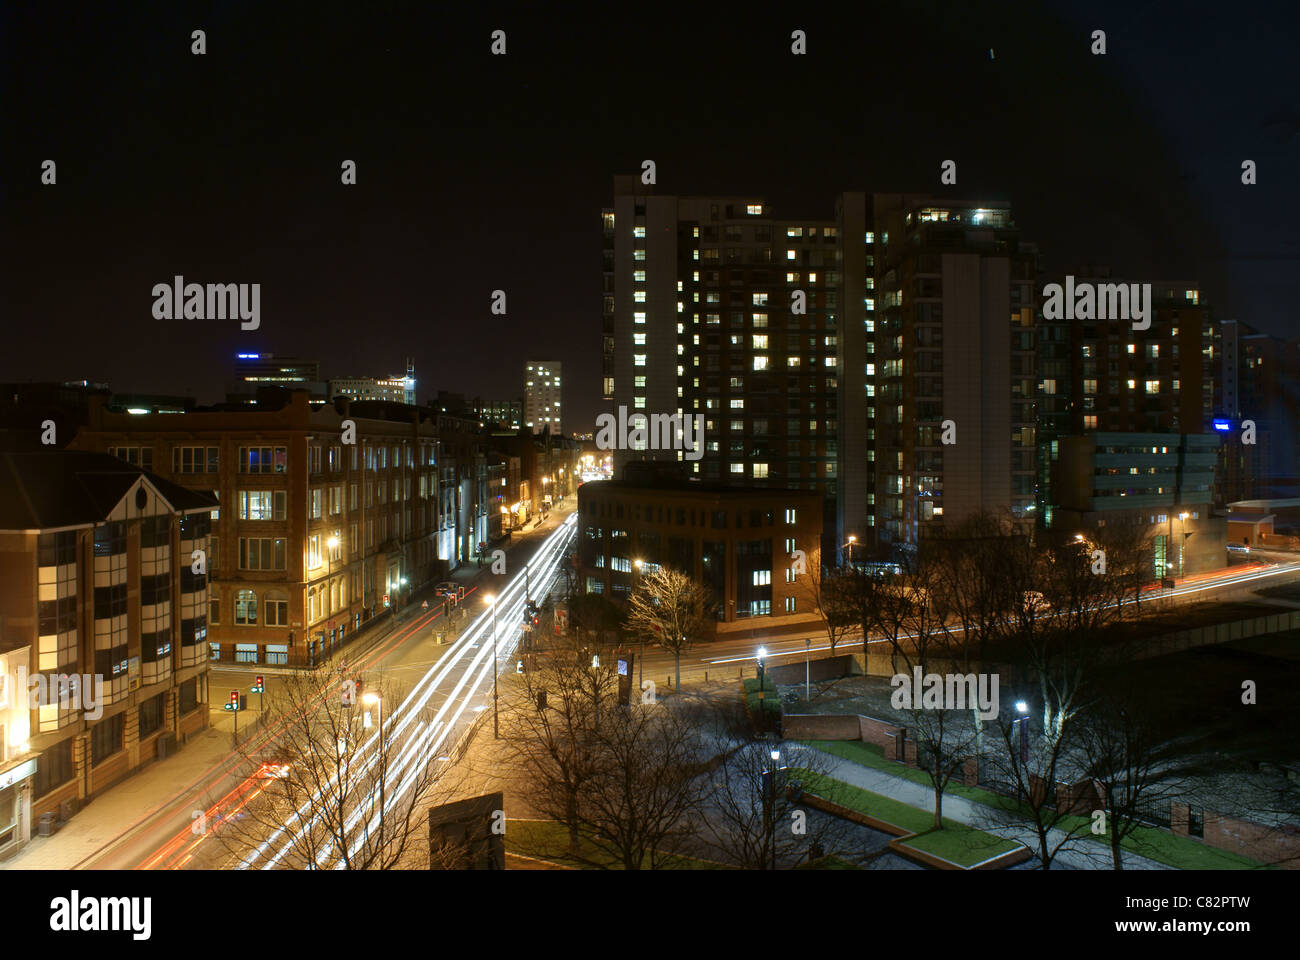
[214,668,454,870]
[625,566,712,691]
[1078,686,1181,870]
[501,630,708,868]
[879,549,977,831]
[802,566,858,658]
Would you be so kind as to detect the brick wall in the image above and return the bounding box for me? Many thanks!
[1204,809,1300,868]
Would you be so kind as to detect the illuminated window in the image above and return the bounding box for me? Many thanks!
[753,463,769,478]
[633,333,647,345]
[787,250,797,260]
[634,354,647,366]
[634,249,645,261]
[1127,343,1136,354]
[730,398,744,409]
[634,291,646,302]
[634,270,646,282]
[747,204,763,215]
[787,227,803,238]
[634,397,647,408]
[753,356,769,371]
[730,463,744,474]
[1083,379,1097,395]
[1127,379,1136,391]
[752,292,769,305]
[787,356,800,367]
[752,335,768,349]
[1083,415,1098,430]
[1145,380,1160,394]
[633,225,645,238]
[634,312,646,324]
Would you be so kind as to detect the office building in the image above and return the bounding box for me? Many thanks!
[330,359,417,406]
[576,464,822,624]
[69,391,442,667]
[229,353,328,403]
[0,450,218,848]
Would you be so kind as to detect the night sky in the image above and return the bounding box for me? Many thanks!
[3,1,1297,433]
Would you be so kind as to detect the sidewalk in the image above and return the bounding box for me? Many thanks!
[791,742,1168,870]
[2,722,248,870]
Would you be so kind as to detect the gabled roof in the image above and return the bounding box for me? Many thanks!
[0,451,218,531]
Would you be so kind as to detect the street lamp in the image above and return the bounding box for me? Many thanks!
[363,692,383,828]
[485,594,499,738]
[633,559,644,690]
[805,637,811,702]
[763,748,783,870]
[756,646,768,689]
[1014,700,1029,764]
[1178,511,1190,577]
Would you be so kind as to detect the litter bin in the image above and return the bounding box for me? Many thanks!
[38,812,56,837]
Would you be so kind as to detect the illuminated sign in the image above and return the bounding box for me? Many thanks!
[1212,419,1232,432]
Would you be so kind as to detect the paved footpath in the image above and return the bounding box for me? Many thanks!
[791,742,1169,870]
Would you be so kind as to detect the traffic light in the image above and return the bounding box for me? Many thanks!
[229,690,239,709]
[252,676,264,693]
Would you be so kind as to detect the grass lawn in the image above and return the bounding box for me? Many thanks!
[790,767,1019,868]
[505,819,732,870]
[799,740,1273,870]
[899,828,1020,867]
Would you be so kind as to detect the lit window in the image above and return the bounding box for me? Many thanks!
[752,335,768,349]
[634,355,647,366]
[1127,343,1136,354]
[634,376,646,389]
[865,232,874,243]
[747,204,763,215]
[634,397,647,408]
[787,227,803,238]
[1084,415,1098,429]
[634,270,646,282]
[1127,379,1136,391]
[1083,379,1097,395]
[730,399,744,409]
[633,225,645,238]
[753,463,769,478]
[787,250,797,260]
[730,463,744,474]
[634,291,646,303]
[1145,380,1160,394]
[753,356,769,371]
[634,312,646,324]
[788,356,800,367]
[824,357,836,367]
[633,333,647,345]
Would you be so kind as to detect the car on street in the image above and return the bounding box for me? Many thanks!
[434,581,464,599]
[1227,542,1251,554]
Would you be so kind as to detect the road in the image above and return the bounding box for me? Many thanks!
[68,503,577,870]
[636,555,1300,683]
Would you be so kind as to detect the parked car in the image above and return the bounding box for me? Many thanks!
[1227,542,1251,554]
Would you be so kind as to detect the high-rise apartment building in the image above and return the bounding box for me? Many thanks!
[1036,269,1216,526]
[603,177,851,558]
[870,195,1039,554]
[1218,319,1300,502]
[524,361,562,435]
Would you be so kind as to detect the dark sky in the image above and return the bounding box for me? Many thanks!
[3,1,1298,432]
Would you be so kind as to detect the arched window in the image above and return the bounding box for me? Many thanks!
[235,589,258,625]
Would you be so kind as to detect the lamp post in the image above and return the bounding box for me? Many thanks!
[363,692,383,834]
[762,748,782,870]
[1014,700,1029,764]
[485,594,499,738]
[805,637,811,703]
[1178,511,1190,578]
[844,535,857,566]
[633,559,644,691]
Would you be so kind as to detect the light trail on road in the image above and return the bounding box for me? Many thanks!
[242,514,576,869]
